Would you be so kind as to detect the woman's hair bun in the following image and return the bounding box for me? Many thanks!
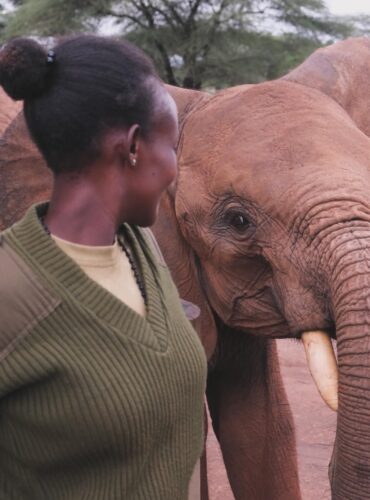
[0,38,51,101]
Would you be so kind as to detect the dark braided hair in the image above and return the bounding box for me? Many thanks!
[0,35,161,173]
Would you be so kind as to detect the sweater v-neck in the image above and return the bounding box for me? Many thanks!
[4,203,169,353]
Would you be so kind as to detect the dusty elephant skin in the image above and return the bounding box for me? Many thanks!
[2,37,370,499]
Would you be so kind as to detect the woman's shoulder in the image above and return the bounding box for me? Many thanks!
[0,232,60,359]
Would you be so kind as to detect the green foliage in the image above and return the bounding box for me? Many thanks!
[4,0,104,36]
[0,1,7,37]
[1,0,361,88]
[198,31,322,88]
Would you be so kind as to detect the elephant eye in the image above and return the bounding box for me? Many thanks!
[228,212,250,232]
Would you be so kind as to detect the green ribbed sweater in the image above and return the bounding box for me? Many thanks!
[0,203,207,500]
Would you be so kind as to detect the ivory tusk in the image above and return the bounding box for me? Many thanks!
[302,331,338,412]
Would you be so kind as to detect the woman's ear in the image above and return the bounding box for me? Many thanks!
[127,124,141,167]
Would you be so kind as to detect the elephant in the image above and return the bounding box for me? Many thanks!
[2,36,370,499]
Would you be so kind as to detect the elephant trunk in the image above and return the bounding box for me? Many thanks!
[324,226,370,498]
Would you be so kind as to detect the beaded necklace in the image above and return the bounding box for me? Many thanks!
[39,217,147,305]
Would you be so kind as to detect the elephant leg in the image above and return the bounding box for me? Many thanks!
[206,329,301,500]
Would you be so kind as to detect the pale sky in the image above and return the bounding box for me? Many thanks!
[326,0,370,15]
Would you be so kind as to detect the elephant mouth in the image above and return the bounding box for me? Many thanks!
[227,288,292,337]
[220,287,339,410]
[222,307,339,410]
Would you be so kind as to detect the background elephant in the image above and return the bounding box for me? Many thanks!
[2,37,370,499]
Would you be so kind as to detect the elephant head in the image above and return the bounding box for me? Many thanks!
[152,38,370,499]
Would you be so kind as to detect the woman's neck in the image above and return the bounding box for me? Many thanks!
[44,173,123,246]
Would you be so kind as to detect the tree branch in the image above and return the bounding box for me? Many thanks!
[184,0,202,35]
[98,9,148,29]
[154,39,179,86]
[160,0,186,27]
[136,0,155,28]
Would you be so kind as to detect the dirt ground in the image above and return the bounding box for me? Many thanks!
[206,339,337,499]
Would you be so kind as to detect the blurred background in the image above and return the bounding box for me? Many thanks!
[1,0,370,90]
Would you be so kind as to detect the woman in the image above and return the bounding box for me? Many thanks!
[0,35,207,499]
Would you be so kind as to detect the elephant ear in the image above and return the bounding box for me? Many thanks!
[153,86,217,359]
[152,190,218,359]
[0,111,52,230]
[283,37,370,137]
[165,84,209,132]
[0,89,22,135]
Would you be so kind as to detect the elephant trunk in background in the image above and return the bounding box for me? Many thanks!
[323,222,370,498]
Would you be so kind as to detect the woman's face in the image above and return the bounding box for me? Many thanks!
[124,91,179,227]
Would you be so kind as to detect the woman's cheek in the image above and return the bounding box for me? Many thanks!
[151,147,177,189]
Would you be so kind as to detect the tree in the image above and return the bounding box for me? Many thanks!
[0,1,8,37]
[2,0,356,88]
